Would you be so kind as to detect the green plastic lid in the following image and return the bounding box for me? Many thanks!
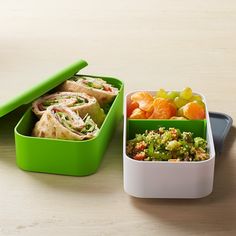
[0,59,88,117]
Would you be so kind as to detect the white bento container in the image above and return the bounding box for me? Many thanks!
[123,91,215,198]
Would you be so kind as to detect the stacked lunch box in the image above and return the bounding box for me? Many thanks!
[0,59,232,198]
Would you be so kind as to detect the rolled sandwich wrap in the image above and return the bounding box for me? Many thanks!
[32,92,105,127]
[59,76,119,106]
[32,105,99,141]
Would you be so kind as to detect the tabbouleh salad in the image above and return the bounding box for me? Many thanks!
[126,127,209,162]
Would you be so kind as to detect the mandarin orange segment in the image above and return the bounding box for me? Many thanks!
[148,98,177,119]
[129,108,147,119]
[127,100,139,117]
[131,92,154,112]
[182,101,205,119]
[145,109,154,118]
[168,100,177,117]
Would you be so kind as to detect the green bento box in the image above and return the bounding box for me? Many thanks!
[14,61,124,176]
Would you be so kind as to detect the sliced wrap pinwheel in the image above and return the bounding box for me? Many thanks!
[58,76,118,106]
[32,92,105,127]
[32,105,99,141]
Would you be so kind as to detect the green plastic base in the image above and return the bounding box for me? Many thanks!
[127,119,207,140]
[15,76,124,176]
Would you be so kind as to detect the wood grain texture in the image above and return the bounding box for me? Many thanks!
[0,1,236,235]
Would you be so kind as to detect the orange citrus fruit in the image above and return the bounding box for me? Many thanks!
[131,92,154,112]
[127,100,139,117]
[182,101,205,119]
[129,108,147,119]
[148,98,177,119]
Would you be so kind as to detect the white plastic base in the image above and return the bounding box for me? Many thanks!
[124,155,215,198]
[123,91,215,198]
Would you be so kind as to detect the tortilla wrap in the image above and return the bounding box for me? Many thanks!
[32,105,99,141]
[58,76,118,106]
[32,92,105,127]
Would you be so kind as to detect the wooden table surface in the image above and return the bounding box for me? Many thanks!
[0,1,236,235]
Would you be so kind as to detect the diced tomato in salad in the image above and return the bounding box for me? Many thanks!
[133,152,146,160]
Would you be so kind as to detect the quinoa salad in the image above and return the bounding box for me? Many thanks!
[126,127,209,162]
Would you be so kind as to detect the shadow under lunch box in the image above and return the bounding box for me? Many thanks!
[10,60,124,176]
[123,91,215,198]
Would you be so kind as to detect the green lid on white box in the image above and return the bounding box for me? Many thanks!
[0,59,87,117]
